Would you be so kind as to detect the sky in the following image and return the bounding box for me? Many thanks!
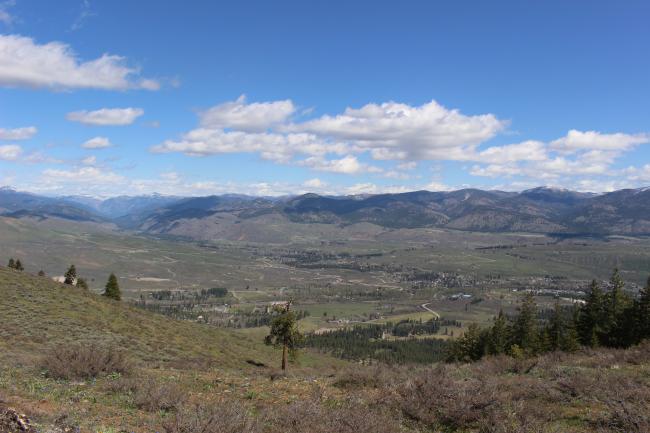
[0,0,649,197]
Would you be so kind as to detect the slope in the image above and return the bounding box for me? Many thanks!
[0,266,277,369]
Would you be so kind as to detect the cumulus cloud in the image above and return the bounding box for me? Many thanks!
[199,95,295,132]
[0,35,159,90]
[299,155,382,174]
[476,140,547,164]
[66,108,144,126]
[150,96,649,190]
[469,129,650,186]
[154,97,507,175]
[289,100,506,160]
[550,130,649,153]
[153,128,347,162]
[82,136,112,149]
[303,178,326,188]
[0,144,21,160]
[0,126,37,140]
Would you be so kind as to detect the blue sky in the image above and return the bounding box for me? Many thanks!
[0,0,649,197]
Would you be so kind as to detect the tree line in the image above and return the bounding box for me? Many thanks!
[447,269,650,362]
[303,318,457,364]
[5,258,121,301]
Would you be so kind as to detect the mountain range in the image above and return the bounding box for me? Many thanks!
[2,186,650,238]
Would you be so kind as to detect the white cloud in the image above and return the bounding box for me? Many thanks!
[0,35,159,91]
[424,181,452,192]
[66,108,144,126]
[303,178,326,188]
[550,130,649,153]
[199,95,295,132]
[299,155,382,174]
[152,96,649,191]
[289,100,506,160]
[476,140,547,164]
[0,126,37,140]
[154,97,507,176]
[0,144,21,160]
[42,166,124,183]
[82,136,112,149]
[470,163,522,178]
[153,128,347,162]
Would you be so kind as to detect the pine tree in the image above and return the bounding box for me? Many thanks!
[103,273,121,300]
[604,268,632,347]
[264,300,302,371]
[76,277,89,290]
[637,276,650,342]
[547,301,564,351]
[560,307,580,352]
[64,265,77,285]
[7,258,15,269]
[487,310,509,355]
[578,280,605,347]
[512,293,539,355]
[14,259,24,271]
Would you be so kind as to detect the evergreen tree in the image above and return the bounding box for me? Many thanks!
[446,323,486,362]
[547,301,564,351]
[578,280,605,347]
[560,308,580,352]
[76,277,89,290]
[637,276,650,342]
[14,259,24,271]
[604,268,632,347]
[264,300,302,371]
[486,310,509,355]
[64,265,77,285]
[103,273,121,300]
[7,258,15,269]
[512,293,539,355]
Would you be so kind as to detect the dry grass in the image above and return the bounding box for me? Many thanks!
[164,388,403,433]
[103,375,185,412]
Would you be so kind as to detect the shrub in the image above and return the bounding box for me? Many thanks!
[42,344,131,380]
[163,402,259,433]
[133,377,185,412]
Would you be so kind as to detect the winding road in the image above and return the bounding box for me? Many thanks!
[421,302,441,319]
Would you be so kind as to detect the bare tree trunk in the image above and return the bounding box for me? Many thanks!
[281,343,288,371]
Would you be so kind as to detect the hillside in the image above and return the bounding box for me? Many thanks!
[0,267,279,369]
[1,266,650,432]
[0,266,344,431]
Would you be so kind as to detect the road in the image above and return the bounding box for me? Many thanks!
[421,302,441,319]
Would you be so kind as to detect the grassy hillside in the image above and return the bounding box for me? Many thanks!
[0,266,277,369]
[0,266,346,432]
